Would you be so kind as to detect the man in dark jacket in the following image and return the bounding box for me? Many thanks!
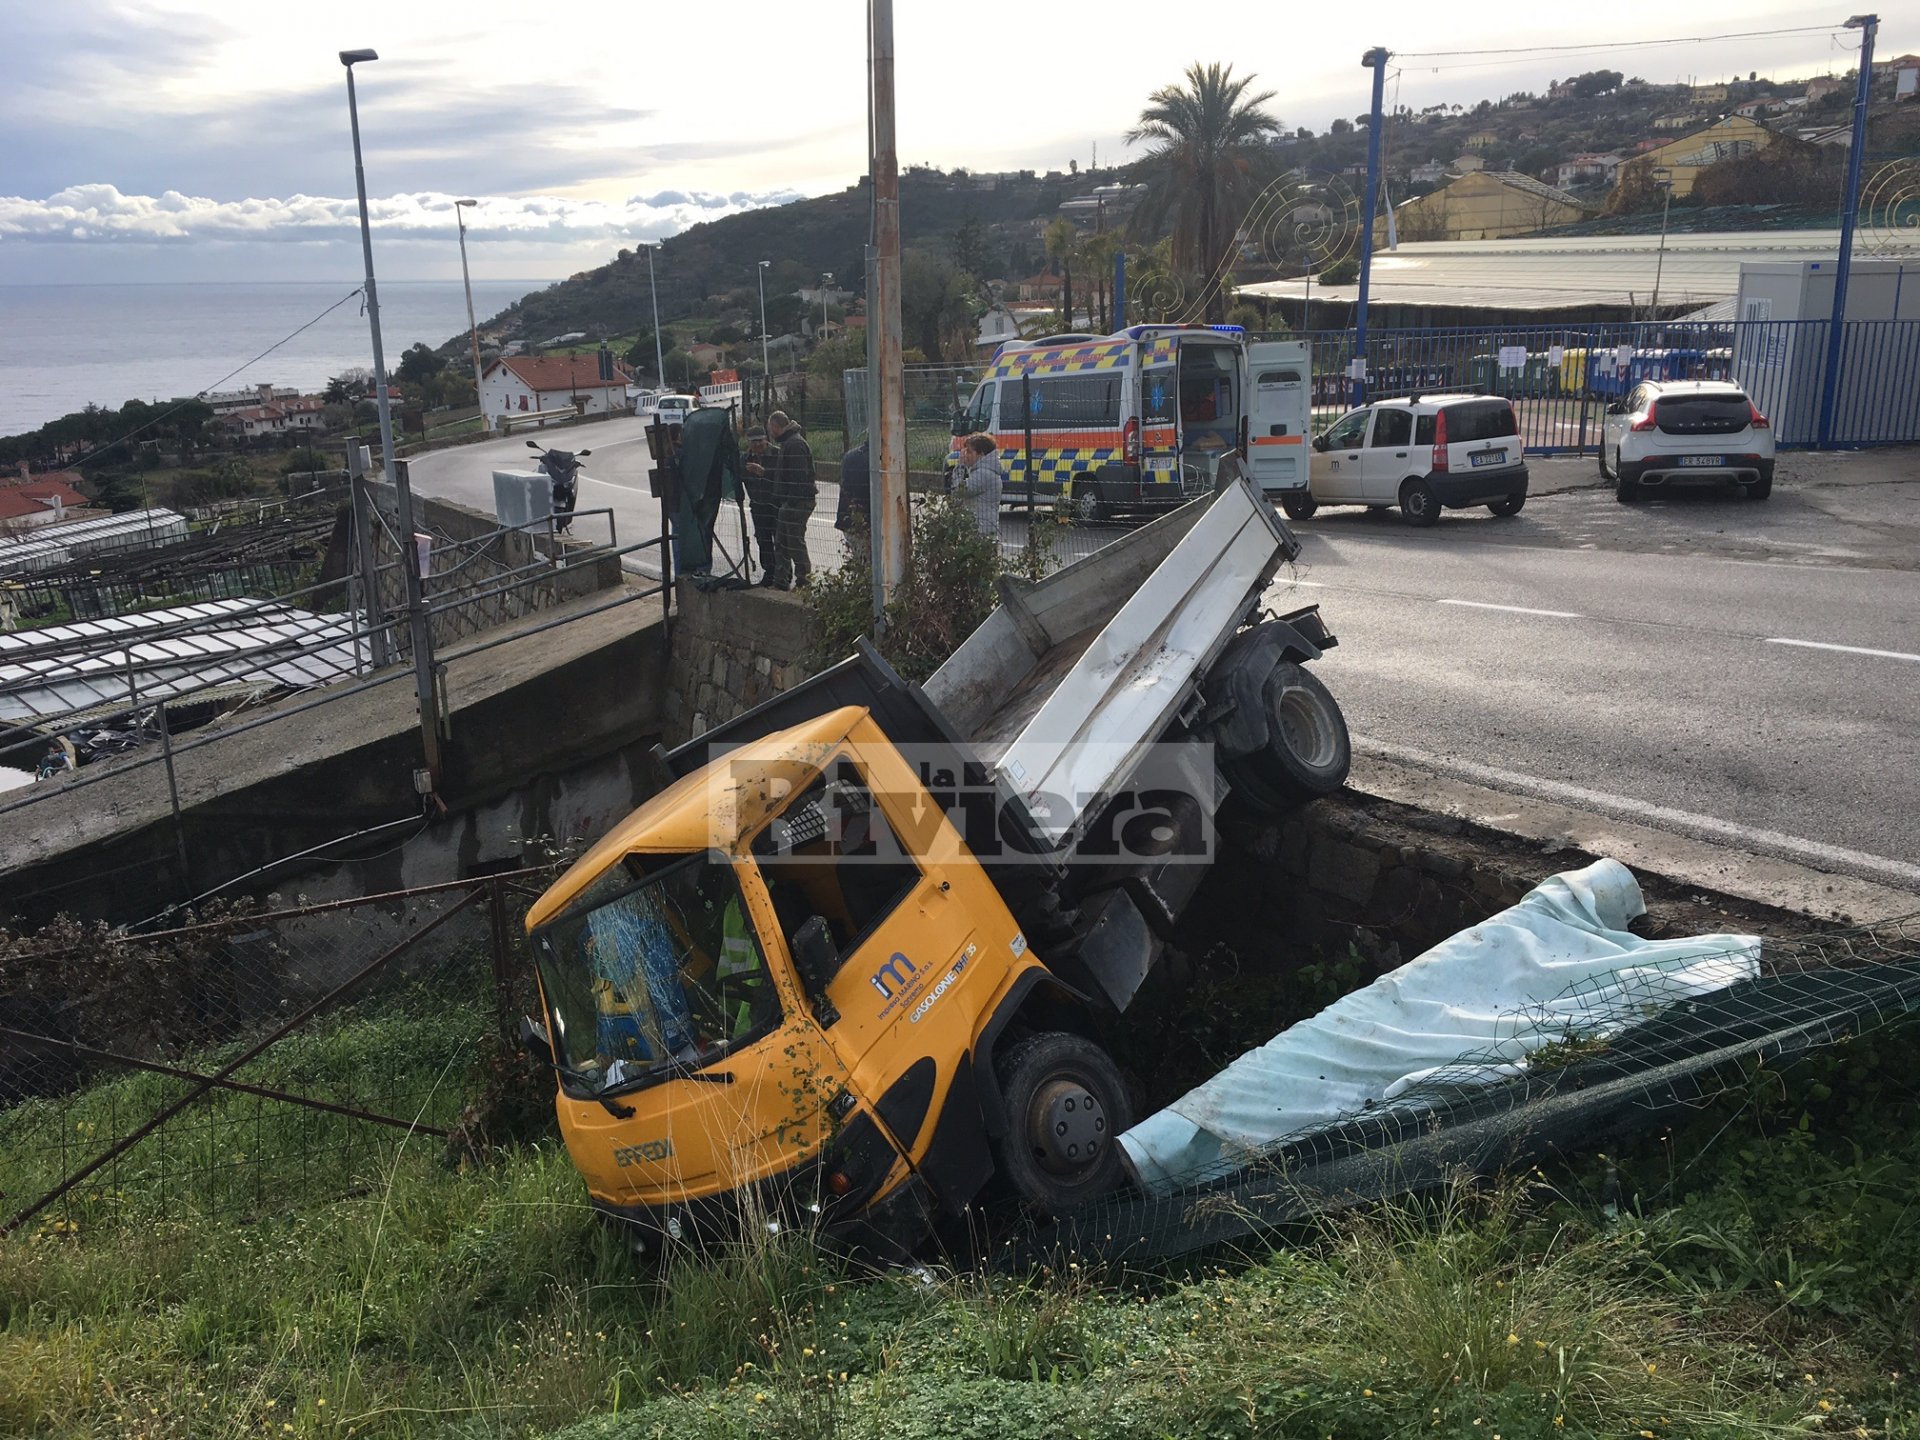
[740,427,780,579]
[834,437,872,533]
[766,411,816,589]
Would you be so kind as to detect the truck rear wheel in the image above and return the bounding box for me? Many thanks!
[1222,662,1351,808]
[991,1032,1132,1215]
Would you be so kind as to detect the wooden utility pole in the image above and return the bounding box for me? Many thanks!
[869,0,908,605]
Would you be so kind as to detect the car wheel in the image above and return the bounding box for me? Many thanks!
[1279,495,1318,521]
[991,1032,1133,1215]
[1488,493,1526,517]
[1616,477,1640,503]
[1597,444,1613,479]
[1743,473,1772,500]
[1400,477,1440,527]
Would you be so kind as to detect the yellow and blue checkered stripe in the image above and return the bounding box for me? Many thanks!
[986,339,1132,381]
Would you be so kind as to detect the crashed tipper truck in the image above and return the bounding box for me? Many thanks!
[520,475,1351,1254]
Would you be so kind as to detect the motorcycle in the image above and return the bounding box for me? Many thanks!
[524,439,592,535]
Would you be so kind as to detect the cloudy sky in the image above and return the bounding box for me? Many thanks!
[1,0,1909,286]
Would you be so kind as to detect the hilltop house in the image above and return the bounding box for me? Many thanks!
[1464,129,1500,151]
[479,355,632,424]
[1805,75,1848,104]
[1555,153,1624,189]
[1393,170,1588,242]
[0,469,95,533]
[1618,114,1781,199]
[220,396,325,442]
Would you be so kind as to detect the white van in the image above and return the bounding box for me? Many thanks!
[653,394,697,427]
[948,326,1310,520]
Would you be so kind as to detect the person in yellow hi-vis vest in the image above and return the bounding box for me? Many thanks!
[714,895,770,1040]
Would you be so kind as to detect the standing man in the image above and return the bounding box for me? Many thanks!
[766,410,816,589]
[835,435,872,533]
[740,427,781,580]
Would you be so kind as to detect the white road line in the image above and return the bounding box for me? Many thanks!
[1436,599,1584,619]
[1355,736,1920,890]
[1764,637,1920,664]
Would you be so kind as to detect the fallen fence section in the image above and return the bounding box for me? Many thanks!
[1007,913,1920,1269]
[0,870,550,1236]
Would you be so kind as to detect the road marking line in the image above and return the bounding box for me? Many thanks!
[1764,637,1920,664]
[1437,599,1584,619]
[1355,737,1920,889]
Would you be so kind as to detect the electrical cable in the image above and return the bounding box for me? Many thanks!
[135,809,433,930]
[1397,23,1845,61]
[43,286,367,473]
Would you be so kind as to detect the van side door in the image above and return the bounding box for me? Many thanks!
[1246,340,1311,496]
[1311,408,1371,502]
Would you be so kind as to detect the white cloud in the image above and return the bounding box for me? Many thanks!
[0,184,804,247]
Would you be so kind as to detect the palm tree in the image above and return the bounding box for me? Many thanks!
[1042,218,1079,331]
[1127,62,1281,321]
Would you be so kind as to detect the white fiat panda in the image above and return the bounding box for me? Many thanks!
[1285,393,1528,527]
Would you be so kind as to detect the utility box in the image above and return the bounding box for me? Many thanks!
[492,469,552,530]
[1731,259,1920,445]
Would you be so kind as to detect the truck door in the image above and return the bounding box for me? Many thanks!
[748,752,990,1180]
[1246,340,1311,495]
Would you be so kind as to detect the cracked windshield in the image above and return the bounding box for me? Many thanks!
[532,852,778,1092]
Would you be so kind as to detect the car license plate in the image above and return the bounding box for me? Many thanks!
[1679,455,1723,467]
[1144,455,1177,472]
[1469,450,1506,468]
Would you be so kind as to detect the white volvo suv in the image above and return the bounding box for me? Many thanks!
[1599,380,1775,503]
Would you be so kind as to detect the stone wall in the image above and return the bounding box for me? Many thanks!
[1192,788,1806,985]
[663,581,814,743]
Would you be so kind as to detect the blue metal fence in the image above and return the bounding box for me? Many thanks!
[1277,320,1920,453]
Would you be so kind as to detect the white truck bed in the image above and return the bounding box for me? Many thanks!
[923,478,1292,849]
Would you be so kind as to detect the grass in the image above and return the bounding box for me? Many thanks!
[4,1008,1920,1438]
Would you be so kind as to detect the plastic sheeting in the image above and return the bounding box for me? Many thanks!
[1118,858,1761,1197]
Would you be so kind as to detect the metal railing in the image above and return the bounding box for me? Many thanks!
[1,510,671,837]
[1282,317,1920,452]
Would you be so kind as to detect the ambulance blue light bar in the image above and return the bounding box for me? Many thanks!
[1120,324,1246,338]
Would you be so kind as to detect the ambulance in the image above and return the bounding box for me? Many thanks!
[947,326,1311,520]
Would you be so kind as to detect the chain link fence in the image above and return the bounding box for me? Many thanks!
[0,870,554,1235]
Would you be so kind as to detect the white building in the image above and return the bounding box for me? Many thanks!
[480,355,632,424]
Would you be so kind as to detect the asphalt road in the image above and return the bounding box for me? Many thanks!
[411,430,1920,889]
[1268,455,1920,887]
[406,418,858,575]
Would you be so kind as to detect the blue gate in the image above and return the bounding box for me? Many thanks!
[1278,320,1920,453]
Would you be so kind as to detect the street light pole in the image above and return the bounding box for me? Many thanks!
[644,242,665,389]
[756,259,772,415]
[1818,12,1879,449]
[1354,46,1391,407]
[341,48,442,789]
[455,198,486,432]
[1648,169,1674,318]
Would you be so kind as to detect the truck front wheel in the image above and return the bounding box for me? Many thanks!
[991,1032,1133,1215]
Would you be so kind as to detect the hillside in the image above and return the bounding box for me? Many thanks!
[461,168,1075,352]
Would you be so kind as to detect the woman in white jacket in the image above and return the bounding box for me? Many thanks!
[952,432,1004,541]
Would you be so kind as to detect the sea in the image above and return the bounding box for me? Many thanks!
[0,279,546,438]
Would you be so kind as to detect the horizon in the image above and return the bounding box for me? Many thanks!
[4,0,1908,287]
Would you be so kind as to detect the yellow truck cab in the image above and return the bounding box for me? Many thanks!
[948,324,1312,521]
[523,478,1351,1255]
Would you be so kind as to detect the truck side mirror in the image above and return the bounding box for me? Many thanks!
[951,410,971,437]
[791,915,835,992]
[1312,434,1329,453]
[518,1014,554,1068]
